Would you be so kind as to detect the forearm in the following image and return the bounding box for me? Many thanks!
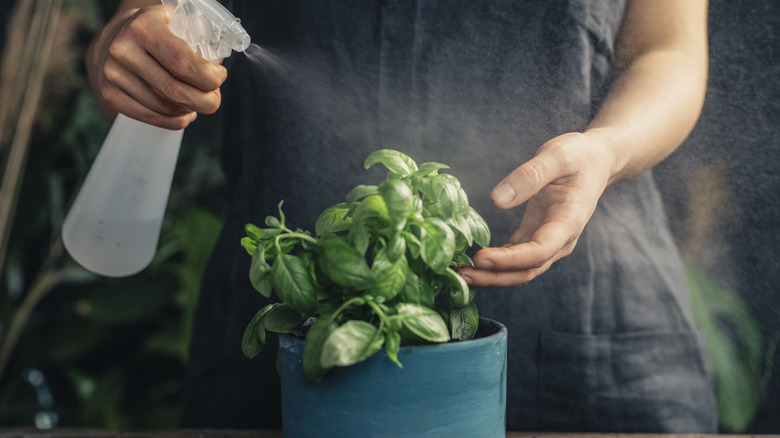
[585,0,709,185]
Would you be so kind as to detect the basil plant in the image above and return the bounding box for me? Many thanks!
[240,149,491,381]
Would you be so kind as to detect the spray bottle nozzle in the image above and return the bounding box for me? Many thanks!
[220,19,252,52]
[162,0,251,64]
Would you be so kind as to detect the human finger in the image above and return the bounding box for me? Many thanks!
[124,49,224,114]
[490,134,592,210]
[456,218,579,287]
[504,196,548,245]
[103,54,194,117]
[99,78,198,130]
[474,219,575,272]
[109,6,226,112]
[127,5,227,90]
[457,263,549,288]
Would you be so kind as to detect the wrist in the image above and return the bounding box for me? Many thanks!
[581,126,628,186]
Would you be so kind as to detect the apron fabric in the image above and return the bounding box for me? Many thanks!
[181,0,718,432]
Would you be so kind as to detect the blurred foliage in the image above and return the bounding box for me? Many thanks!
[687,267,776,433]
[670,158,777,432]
[0,0,226,428]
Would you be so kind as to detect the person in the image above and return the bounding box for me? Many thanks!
[86,0,716,432]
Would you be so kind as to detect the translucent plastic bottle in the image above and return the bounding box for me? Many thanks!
[62,0,250,277]
[62,116,184,276]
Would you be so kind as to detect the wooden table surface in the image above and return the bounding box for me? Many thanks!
[0,429,778,438]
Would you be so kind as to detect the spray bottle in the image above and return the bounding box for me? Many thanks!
[62,0,250,277]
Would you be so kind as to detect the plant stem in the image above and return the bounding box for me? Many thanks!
[0,235,70,384]
[366,300,389,327]
[281,230,319,246]
[272,231,319,257]
[332,296,367,317]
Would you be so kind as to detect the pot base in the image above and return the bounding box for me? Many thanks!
[279,317,507,437]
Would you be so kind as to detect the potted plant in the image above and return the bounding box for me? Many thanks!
[240,149,507,437]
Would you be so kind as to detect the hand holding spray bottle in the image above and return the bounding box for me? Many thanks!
[62,0,250,277]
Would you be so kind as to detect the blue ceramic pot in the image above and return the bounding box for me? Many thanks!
[278,317,507,437]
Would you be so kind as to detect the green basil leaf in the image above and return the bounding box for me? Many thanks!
[346,185,379,204]
[246,223,282,241]
[443,267,474,308]
[353,194,389,226]
[261,303,307,333]
[315,203,352,236]
[385,330,403,368]
[467,207,491,248]
[446,216,473,248]
[420,217,456,273]
[411,195,424,217]
[272,254,318,314]
[454,186,470,219]
[316,295,344,315]
[437,173,462,188]
[241,305,274,358]
[413,162,449,178]
[400,269,421,305]
[349,224,370,256]
[400,269,436,309]
[265,215,281,228]
[379,179,414,231]
[303,316,337,382]
[364,149,418,177]
[240,236,258,256]
[368,247,408,300]
[385,233,406,262]
[395,303,450,343]
[278,237,304,256]
[418,174,459,219]
[318,234,375,290]
[450,302,479,341]
[320,320,383,368]
[245,223,263,241]
[417,275,437,308]
[451,252,473,267]
[249,246,273,298]
[401,230,421,260]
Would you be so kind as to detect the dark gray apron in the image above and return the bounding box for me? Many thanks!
[182,0,718,432]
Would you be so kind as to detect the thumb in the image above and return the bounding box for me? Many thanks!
[491,156,556,209]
